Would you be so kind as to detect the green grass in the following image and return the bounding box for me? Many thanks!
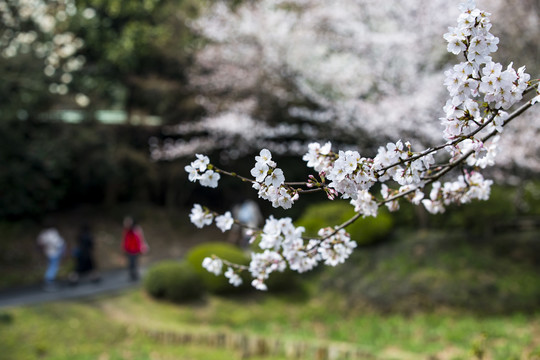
[2,289,539,359]
[0,297,288,360]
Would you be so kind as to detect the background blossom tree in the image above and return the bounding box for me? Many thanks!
[153,0,540,176]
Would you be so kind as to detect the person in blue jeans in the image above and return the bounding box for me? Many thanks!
[37,227,66,291]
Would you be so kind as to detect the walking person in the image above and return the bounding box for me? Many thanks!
[122,217,148,281]
[36,225,66,291]
[69,223,100,284]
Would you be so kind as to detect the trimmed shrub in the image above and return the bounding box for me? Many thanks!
[185,242,251,294]
[144,260,204,303]
[296,201,393,245]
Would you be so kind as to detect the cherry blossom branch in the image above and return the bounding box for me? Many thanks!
[185,1,540,291]
[376,80,537,175]
[213,165,324,192]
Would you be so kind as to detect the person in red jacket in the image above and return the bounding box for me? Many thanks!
[122,216,148,281]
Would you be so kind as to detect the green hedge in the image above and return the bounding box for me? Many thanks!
[144,260,204,303]
[185,242,251,294]
[296,201,393,245]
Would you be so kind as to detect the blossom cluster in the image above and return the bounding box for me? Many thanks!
[201,256,243,287]
[421,171,493,215]
[380,184,424,212]
[251,149,298,209]
[303,130,496,215]
[301,139,439,216]
[185,154,221,188]
[249,219,357,290]
[189,204,233,232]
[186,1,539,290]
[194,211,357,290]
[441,0,531,163]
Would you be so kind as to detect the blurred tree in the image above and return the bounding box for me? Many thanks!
[0,0,84,218]
[0,0,207,219]
[70,0,205,122]
[0,121,68,218]
[0,0,84,118]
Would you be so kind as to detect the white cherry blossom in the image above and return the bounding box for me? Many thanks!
[215,211,234,232]
[264,168,285,188]
[189,204,213,228]
[193,154,210,172]
[202,257,223,276]
[251,162,269,182]
[225,267,243,286]
[255,149,276,167]
[199,170,220,188]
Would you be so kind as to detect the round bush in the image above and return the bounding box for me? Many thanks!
[186,242,251,294]
[296,201,393,245]
[144,260,204,303]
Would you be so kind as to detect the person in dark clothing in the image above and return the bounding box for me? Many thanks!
[69,224,100,284]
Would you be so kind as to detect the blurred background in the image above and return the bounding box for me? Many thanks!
[1,0,540,359]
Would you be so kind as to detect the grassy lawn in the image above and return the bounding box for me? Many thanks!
[2,288,540,359]
[0,294,287,360]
